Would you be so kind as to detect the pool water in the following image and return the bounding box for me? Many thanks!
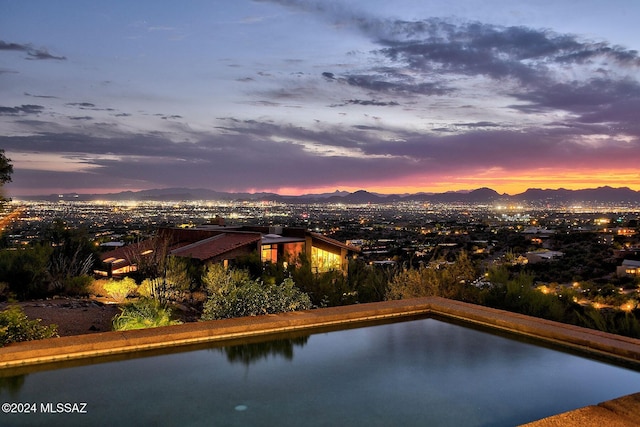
[1,317,639,426]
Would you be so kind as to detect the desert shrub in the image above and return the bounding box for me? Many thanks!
[386,252,477,300]
[112,298,181,331]
[103,277,137,303]
[88,279,109,297]
[201,265,311,320]
[60,275,93,296]
[0,245,52,299]
[0,305,58,346]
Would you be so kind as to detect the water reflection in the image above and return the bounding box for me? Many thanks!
[0,375,25,397]
[218,336,309,365]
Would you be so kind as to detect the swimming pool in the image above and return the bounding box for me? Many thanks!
[1,317,639,426]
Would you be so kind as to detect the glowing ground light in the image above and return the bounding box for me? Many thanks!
[234,405,248,411]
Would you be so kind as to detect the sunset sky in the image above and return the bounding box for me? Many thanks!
[2,0,640,196]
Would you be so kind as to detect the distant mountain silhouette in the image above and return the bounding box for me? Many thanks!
[17,186,640,204]
[512,186,640,204]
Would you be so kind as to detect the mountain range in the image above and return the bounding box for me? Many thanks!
[17,186,640,204]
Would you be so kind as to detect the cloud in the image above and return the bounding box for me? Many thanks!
[265,1,640,137]
[0,104,45,116]
[347,99,399,106]
[0,40,66,60]
[330,99,400,107]
[25,92,59,99]
[3,109,640,195]
[0,41,28,51]
[452,121,500,128]
[66,102,97,108]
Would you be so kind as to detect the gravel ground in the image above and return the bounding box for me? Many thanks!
[1,298,121,337]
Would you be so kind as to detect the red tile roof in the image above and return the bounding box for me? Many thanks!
[170,232,261,261]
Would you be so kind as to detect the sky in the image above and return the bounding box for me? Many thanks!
[2,0,640,197]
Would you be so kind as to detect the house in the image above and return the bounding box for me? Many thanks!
[616,259,640,277]
[525,250,564,264]
[96,225,359,277]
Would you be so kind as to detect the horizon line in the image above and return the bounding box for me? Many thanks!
[8,184,640,199]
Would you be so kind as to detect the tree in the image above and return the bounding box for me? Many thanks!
[0,150,12,185]
[0,244,52,299]
[0,150,12,202]
[386,251,477,301]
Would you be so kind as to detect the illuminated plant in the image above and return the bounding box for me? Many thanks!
[112,298,181,331]
[103,277,137,303]
[0,305,58,346]
[201,265,311,320]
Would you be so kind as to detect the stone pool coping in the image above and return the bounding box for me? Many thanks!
[1,297,640,426]
[1,296,640,369]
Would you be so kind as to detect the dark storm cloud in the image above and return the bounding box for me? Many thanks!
[0,40,66,60]
[0,104,45,115]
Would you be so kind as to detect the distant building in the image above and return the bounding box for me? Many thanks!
[525,250,564,264]
[96,225,359,277]
[603,227,637,237]
[617,259,640,277]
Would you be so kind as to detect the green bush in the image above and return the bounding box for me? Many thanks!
[112,298,181,331]
[103,277,137,303]
[201,265,311,320]
[0,305,58,346]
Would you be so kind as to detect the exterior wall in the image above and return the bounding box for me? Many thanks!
[203,244,258,265]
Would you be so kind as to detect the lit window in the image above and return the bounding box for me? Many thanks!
[261,244,278,263]
[311,247,341,273]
